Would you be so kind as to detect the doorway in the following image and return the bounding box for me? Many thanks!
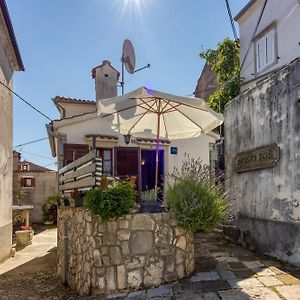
[141,149,164,199]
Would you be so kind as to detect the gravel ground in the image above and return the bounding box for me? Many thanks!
[0,269,77,300]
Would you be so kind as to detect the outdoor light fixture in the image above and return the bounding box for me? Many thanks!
[124,133,131,144]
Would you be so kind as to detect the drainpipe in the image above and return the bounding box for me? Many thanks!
[62,218,68,286]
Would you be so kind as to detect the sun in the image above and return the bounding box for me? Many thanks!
[110,0,154,19]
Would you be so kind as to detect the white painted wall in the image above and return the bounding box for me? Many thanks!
[54,115,218,176]
[59,102,96,119]
[0,36,13,262]
[237,0,300,88]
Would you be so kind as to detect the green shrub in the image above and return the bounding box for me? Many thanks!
[166,156,229,232]
[84,183,136,222]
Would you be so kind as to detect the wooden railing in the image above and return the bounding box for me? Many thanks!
[58,150,102,193]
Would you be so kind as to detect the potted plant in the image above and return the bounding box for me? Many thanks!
[16,190,27,206]
[42,194,61,225]
[69,189,84,207]
[140,188,161,213]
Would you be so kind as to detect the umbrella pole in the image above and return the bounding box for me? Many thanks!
[155,109,161,201]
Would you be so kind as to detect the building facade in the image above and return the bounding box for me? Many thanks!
[0,1,24,263]
[13,151,57,224]
[47,60,219,197]
[236,0,300,91]
[224,0,300,265]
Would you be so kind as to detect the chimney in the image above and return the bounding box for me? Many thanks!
[92,60,120,100]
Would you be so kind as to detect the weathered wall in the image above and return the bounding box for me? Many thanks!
[13,171,58,223]
[0,36,13,263]
[225,58,300,265]
[57,207,194,295]
[238,0,300,89]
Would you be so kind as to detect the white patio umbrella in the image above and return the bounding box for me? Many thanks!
[98,86,223,196]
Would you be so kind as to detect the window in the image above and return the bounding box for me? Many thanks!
[20,177,35,188]
[97,148,113,175]
[255,28,276,73]
[20,164,29,171]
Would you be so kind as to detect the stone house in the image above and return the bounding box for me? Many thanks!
[194,62,217,101]
[0,0,24,263]
[13,151,58,224]
[47,60,219,196]
[224,0,300,266]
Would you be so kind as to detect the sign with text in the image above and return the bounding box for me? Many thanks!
[235,144,280,173]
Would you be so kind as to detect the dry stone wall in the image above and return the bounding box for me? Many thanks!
[57,207,194,295]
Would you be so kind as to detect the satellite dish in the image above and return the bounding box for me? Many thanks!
[123,39,136,74]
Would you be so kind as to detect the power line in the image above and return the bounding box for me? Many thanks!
[0,79,52,121]
[20,150,55,161]
[13,137,48,148]
[225,0,239,41]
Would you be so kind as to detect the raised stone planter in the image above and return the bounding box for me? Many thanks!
[57,207,194,296]
[15,230,34,247]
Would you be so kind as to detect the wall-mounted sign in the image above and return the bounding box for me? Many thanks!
[170,147,178,155]
[235,144,280,173]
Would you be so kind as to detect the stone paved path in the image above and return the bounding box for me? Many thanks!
[75,230,300,300]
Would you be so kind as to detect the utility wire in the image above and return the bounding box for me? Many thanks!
[13,137,48,148]
[0,80,52,121]
[20,150,55,161]
[225,0,239,41]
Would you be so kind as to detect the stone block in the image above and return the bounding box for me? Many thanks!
[258,276,284,286]
[110,247,123,265]
[128,269,143,288]
[117,265,126,290]
[117,230,130,241]
[219,287,282,300]
[125,256,145,270]
[118,219,129,229]
[146,284,172,298]
[106,266,116,291]
[127,290,146,299]
[190,271,220,282]
[176,236,187,251]
[131,231,153,255]
[275,274,300,285]
[121,242,130,256]
[276,285,300,300]
[132,214,155,230]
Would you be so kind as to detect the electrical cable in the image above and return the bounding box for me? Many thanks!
[13,137,48,148]
[0,80,52,121]
[225,0,239,41]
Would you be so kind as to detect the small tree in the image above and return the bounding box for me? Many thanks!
[200,38,240,113]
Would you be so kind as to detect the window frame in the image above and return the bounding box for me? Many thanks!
[254,22,278,75]
[96,148,113,176]
[20,176,35,188]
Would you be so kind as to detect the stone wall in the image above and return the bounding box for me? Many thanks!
[57,207,194,295]
[224,58,300,266]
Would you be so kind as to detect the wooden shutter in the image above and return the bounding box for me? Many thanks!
[63,144,89,166]
[20,177,25,187]
[115,147,139,176]
[31,178,36,187]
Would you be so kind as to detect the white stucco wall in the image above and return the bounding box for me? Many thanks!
[54,115,217,176]
[0,36,13,262]
[59,103,96,119]
[238,0,300,88]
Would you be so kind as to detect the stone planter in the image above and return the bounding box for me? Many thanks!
[57,207,195,296]
[15,230,34,247]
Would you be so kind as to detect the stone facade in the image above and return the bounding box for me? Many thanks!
[57,207,194,295]
[224,58,300,266]
[13,152,58,223]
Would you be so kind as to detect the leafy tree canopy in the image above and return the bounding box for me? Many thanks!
[200,38,240,113]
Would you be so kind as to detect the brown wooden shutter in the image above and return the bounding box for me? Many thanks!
[20,178,25,187]
[115,147,139,176]
[63,144,89,166]
[31,178,36,187]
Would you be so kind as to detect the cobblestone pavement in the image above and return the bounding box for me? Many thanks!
[73,230,300,300]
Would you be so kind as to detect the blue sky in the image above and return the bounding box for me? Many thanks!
[8,0,248,169]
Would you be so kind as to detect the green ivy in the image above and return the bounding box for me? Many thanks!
[83,183,136,222]
[200,38,240,113]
